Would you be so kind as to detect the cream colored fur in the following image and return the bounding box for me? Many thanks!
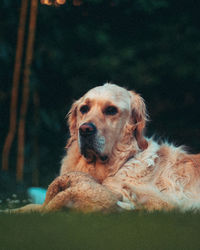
[9,83,200,213]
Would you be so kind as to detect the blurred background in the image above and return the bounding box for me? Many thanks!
[0,0,200,202]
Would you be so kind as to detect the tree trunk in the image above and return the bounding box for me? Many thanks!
[2,0,29,172]
[16,0,38,182]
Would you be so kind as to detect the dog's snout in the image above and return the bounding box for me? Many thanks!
[79,123,97,137]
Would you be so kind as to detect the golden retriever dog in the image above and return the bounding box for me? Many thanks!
[12,83,200,213]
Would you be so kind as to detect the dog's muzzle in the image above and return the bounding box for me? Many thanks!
[79,123,107,162]
[79,122,97,158]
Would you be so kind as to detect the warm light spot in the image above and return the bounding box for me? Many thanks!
[56,0,66,4]
[40,0,53,5]
[40,0,66,5]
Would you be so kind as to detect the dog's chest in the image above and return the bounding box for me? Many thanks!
[75,158,109,183]
[116,145,159,184]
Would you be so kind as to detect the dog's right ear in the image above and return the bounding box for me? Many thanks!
[66,99,80,141]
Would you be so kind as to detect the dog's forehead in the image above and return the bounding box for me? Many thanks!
[83,84,131,110]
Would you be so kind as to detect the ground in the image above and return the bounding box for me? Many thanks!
[1,210,200,250]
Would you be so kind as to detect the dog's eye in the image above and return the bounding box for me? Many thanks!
[80,105,90,114]
[104,106,118,116]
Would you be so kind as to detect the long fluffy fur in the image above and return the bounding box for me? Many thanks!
[58,83,200,212]
[10,83,200,213]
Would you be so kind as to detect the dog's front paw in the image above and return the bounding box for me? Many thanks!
[117,200,135,210]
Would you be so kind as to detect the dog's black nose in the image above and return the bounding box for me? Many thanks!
[79,123,97,137]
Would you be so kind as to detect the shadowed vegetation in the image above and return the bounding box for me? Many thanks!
[1,211,200,250]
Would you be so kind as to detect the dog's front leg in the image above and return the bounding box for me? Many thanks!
[117,184,175,211]
[43,172,119,212]
[103,176,175,211]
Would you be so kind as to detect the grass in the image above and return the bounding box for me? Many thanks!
[0,210,200,250]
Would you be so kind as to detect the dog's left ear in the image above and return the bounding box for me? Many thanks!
[129,91,148,151]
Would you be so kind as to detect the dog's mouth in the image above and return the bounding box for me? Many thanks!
[81,147,108,163]
[79,137,108,163]
[81,149,108,164]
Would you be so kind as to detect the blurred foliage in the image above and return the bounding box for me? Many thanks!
[0,0,200,196]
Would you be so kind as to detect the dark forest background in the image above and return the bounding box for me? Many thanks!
[0,0,200,199]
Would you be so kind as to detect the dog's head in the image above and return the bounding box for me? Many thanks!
[67,83,148,162]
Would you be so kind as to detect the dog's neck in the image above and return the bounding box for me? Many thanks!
[60,134,140,183]
[107,131,139,177]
